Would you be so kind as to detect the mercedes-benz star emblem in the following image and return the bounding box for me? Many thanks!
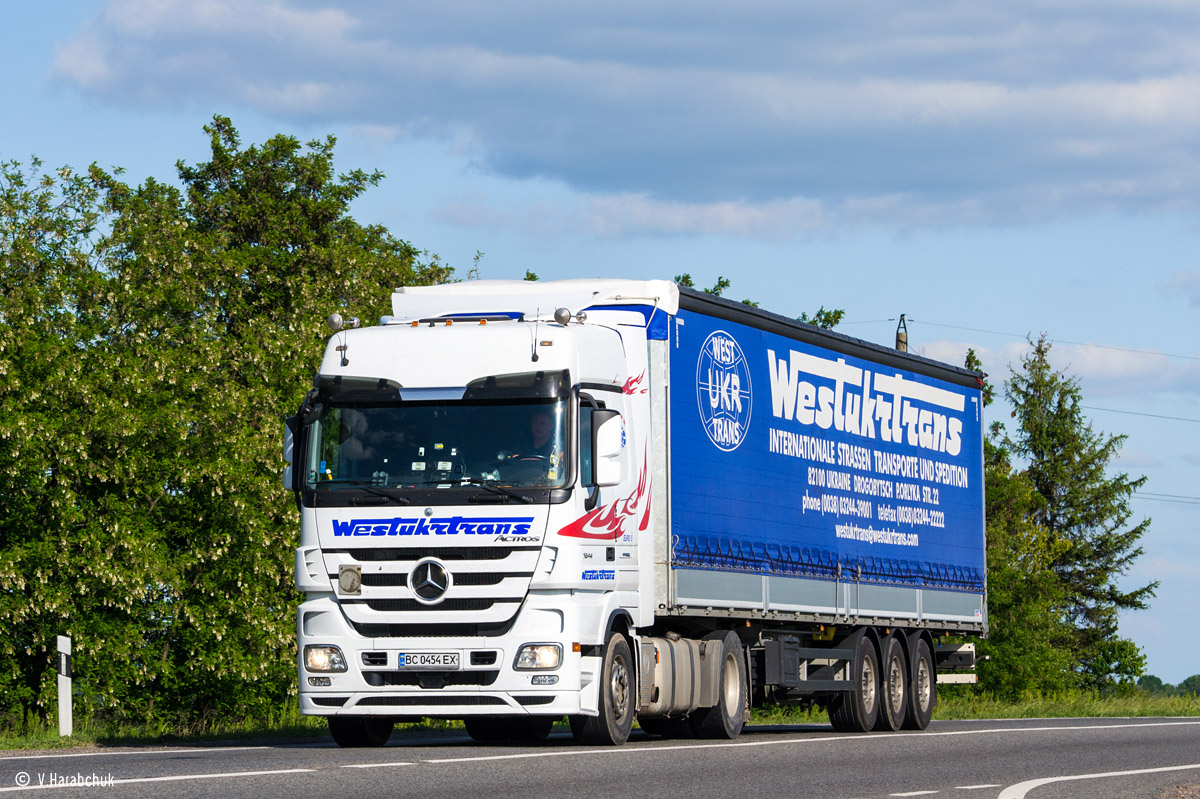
[410,559,451,603]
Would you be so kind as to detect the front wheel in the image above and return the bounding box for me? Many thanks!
[328,717,393,747]
[570,631,634,745]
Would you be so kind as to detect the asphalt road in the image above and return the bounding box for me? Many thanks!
[2,718,1199,799]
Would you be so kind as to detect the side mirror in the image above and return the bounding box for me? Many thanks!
[592,409,626,487]
[283,415,298,491]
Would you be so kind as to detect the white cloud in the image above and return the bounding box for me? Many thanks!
[49,0,1200,229]
[918,338,1200,399]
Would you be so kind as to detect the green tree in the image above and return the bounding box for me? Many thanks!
[963,350,1074,698]
[0,158,132,724]
[0,117,452,728]
[798,306,845,330]
[1137,674,1169,694]
[1004,335,1155,689]
[1178,675,1200,696]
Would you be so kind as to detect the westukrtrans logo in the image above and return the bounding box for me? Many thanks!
[696,330,752,451]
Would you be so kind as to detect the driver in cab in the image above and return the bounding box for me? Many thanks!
[506,409,562,483]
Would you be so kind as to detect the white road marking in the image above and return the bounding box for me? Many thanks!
[422,720,1200,765]
[341,761,416,769]
[998,763,1200,799]
[955,786,1000,790]
[0,768,314,792]
[0,746,272,762]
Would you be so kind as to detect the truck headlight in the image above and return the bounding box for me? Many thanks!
[514,643,562,670]
[304,645,347,672]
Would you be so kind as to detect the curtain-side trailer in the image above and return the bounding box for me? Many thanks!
[284,278,985,746]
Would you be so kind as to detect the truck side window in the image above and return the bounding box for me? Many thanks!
[579,396,604,487]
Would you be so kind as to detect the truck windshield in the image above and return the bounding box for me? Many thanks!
[304,371,570,492]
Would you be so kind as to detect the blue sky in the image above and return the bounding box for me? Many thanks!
[5,1,1199,682]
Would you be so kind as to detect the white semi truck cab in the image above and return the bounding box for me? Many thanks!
[284,279,985,746]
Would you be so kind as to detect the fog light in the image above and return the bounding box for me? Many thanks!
[304,645,347,672]
[308,676,331,687]
[531,675,558,685]
[514,643,562,670]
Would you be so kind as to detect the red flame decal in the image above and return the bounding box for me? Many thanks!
[622,370,648,395]
[557,450,650,540]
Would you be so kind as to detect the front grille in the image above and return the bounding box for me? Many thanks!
[361,573,408,587]
[329,543,540,632]
[349,618,519,638]
[470,651,498,666]
[311,697,348,707]
[364,670,499,688]
[362,652,388,666]
[355,597,515,613]
[357,695,506,706]
[332,572,528,589]
[326,546,539,561]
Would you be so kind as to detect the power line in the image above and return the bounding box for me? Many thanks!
[1134,495,1200,506]
[1139,491,1200,501]
[847,317,1199,361]
[1082,406,1200,424]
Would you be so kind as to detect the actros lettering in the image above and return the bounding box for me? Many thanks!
[767,349,965,456]
[332,516,535,537]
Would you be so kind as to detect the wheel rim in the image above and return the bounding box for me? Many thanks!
[861,656,876,714]
[721,653,740,716]
[916,657,931,710]
[888,656,905,712]
[611,654,630,720]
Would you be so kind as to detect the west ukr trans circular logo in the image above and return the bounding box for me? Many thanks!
[696,330,752,451]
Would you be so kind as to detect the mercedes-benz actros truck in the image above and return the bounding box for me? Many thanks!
[284,279,985,746]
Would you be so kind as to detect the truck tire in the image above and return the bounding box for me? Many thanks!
[688,630,747,739]
[465,715,556,742]
[828,636,880,733]
[570,631,634,745]
[902,638,935,730]
[328,716,393,747]
[873,637,907,731]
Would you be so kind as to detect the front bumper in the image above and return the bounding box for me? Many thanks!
[297,594,601,717]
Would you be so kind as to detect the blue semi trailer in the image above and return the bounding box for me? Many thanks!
[286,279,985,746]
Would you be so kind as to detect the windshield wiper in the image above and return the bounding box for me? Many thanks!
[452,477,533,504]
[316,479,412,505]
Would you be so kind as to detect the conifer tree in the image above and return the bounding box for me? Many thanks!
[1004,335,1154,688]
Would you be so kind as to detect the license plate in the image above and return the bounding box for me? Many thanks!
[397,652,460,670]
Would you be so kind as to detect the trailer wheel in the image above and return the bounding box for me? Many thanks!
[570,631,634,745]
[688,630,746,739]
[873,637,907,731]
[902,638,935,730]
[328,716,393,747]
[465,715,557,742]
[828,636,880,733]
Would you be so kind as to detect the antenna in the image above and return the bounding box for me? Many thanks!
[531,307,540,362]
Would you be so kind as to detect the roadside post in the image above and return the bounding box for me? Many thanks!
[57,635,72,737]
